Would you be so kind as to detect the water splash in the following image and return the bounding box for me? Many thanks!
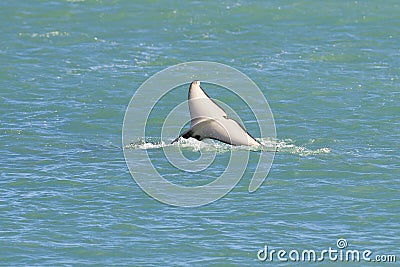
[275,139,331,156]
[124,138,166,150]
[124,137,330,156]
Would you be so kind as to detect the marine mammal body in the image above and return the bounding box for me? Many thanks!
[172,81,260,146]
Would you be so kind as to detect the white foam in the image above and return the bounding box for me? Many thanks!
[19,31,70,38]
[274,138,331,156]
[124,137,330,156]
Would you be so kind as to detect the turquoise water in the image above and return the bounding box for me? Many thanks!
[1,1,399,266]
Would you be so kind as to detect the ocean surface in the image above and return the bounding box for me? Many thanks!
[1,0,399,266]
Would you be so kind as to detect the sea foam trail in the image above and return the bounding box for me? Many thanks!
[124,138,330,156]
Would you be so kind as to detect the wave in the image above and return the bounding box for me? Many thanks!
[124,138,330,156]
[18,31,70,38]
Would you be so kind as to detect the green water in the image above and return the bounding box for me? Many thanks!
[1,1,399,266]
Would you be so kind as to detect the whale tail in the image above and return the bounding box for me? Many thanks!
[172,81,260,146]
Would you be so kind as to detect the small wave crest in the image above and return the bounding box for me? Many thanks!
[124,138,330,156]
[18,31,70,38]
[275,139,331,156]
